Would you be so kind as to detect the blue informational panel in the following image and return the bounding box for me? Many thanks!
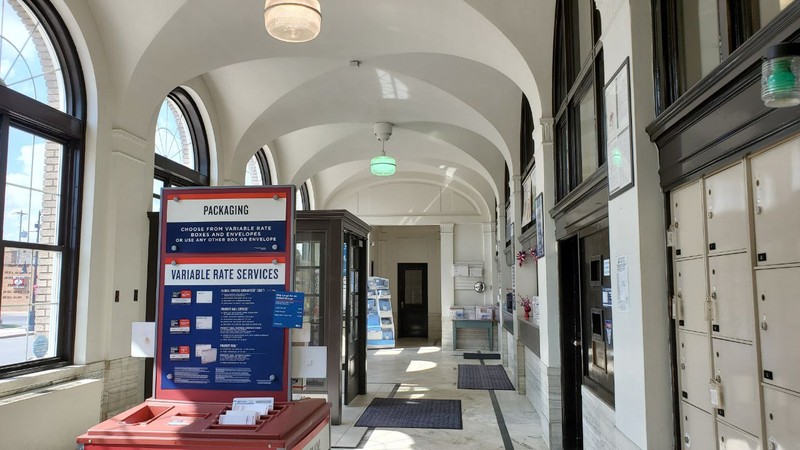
[272,292,305,329]
[156,187,295,404]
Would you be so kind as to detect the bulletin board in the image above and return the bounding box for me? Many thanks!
[604,57,634,199]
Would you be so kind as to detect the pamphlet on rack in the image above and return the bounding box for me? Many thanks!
[218,397,274,425]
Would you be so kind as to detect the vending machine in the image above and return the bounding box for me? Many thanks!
[77,186,330,450]
[367,277,395,349]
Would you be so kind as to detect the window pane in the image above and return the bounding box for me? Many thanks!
[759,0,796,27]
[0,248,61,366]
[245,154,263,186]
[155,98,195,170]
[0,0,66,112]
[681,0,721,89]
[578,0,594,64]
[4,128,62,245]
[578,86,598,182]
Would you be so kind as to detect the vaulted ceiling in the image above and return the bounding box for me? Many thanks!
[77,0,555,224]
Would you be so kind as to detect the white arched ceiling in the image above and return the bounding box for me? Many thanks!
[76,0,556,224]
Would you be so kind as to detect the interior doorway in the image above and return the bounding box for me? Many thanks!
[397,263,428,339]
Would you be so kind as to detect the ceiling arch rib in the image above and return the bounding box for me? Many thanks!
[100,0,545,142]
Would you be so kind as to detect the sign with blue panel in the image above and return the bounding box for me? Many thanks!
[156,186,295,404]
[272,292,305,329]
[164,192,289,254]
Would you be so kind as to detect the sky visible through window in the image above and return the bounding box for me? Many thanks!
[0,0,65,111]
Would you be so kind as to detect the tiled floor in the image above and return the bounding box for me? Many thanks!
[331,341,549,450]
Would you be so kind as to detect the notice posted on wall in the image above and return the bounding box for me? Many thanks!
[159,258,288,391]
[163,193,289,254]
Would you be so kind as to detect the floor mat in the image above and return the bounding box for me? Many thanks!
[354,398,463,429]
[463,352,501,360]
[457,364,515,390]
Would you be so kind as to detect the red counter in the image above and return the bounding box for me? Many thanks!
[77,398,330,450]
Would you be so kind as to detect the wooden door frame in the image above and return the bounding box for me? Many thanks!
[397,263,429,339]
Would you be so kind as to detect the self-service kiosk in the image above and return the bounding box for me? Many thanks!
[77,186,330,450]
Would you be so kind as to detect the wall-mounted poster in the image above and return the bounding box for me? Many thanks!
[534,193,545,259]
[604,57,634,199]
[522,174,533,226]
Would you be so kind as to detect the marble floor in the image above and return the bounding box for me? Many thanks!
[330,340,549,450]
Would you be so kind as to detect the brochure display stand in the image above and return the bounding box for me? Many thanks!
[78,186,330,450]
[367,277,395,349]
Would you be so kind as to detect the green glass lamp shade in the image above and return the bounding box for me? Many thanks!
[761,44,800,108]
[370,154,396,176]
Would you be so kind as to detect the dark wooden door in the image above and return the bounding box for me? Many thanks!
[559,236,583,449]
[344,235,366,404]
[397,263,428,338]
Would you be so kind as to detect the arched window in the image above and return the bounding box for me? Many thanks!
[152,87,209,211]
[0,0,85,375]
[297,182,310,211]
[245,149,272,186]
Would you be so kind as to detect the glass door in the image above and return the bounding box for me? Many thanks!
[294,232,325,392]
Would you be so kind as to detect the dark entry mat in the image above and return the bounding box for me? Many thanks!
[354,398,462,429]
[458,364,515,390]
[463,352,501,360]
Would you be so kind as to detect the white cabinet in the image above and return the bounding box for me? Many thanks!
[676,257,709,333]
[718,421,762,450]
[756,267,800,394]
[706,163,749,255]
[713,338,761,437]
[672,181,705,259]
[679,330,712,412]
[709,253,756,342]
[681,401,716,450]
[763,386,800,450]
[751,140,800,266]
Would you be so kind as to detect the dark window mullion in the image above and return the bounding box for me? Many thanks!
[0,240,64,253]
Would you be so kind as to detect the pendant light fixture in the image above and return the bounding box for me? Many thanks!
[371,122,396,177]
[264,0,321,43]
[761,43,800,108]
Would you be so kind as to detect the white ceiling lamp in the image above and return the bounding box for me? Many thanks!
[371,122,396,177]
[264,0,321,43]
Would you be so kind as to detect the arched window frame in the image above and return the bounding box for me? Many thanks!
[153,87,210,210]
[0,0,86,376]
[245,149,272,186]
[297,182,310,211]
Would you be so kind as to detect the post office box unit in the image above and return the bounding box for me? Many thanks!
[672,181,706,259]
[679,330,713,412]
[675,258,709,334]
[706,163,749,256]
[763,385,800,450]
[710,253,756,342]
[751,140,800,266]
[756,267,800,394]
[713,338,762,437]
[718,421,762,450]
[681,401,717,450]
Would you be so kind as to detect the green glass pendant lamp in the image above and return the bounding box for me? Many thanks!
[371,122,396,177]
[762,43,800,108]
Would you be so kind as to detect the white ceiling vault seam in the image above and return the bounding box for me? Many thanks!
[74,0,554,225]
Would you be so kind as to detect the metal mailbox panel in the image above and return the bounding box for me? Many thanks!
[756,267,800,393]
[706,163,749,255]
[764,385,800,450]
[676,258,709,333]
[679,330,712,412]
[717,421,762,450]
[710,253,756,342]
[713,338,761,437]
[681,401,716,450]
[751,140,800,266]
[672,181,705,259]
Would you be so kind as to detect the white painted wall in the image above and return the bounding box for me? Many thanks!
[370,226,442,341]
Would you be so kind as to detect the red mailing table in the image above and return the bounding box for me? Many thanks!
[77,398,330,450]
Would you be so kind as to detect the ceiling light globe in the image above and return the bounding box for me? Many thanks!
[761,43,800,108]
[371,155,396,177]
[264,0,321,43]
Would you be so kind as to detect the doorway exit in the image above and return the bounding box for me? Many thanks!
[397,263,428,338]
